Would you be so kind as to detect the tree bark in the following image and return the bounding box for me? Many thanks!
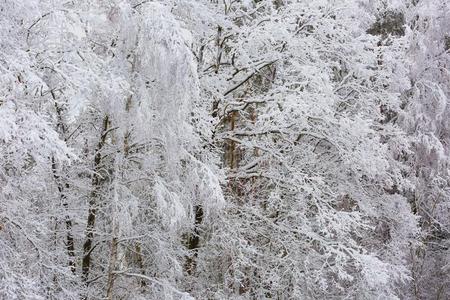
[106,236,118,300]
[51,158,76,274]
[50,92,76,274]
[82,115,109,284]
[185,205,204,275]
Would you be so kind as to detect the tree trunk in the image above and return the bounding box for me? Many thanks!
[82,115,109,284]
[185,205,204,275]
[106,236,118,300]
[51,158,76,274]
[50,93,76,274]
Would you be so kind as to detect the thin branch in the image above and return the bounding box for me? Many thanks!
[132,0,152,9]
[116,272,192,298]
[27,12,53,43]
[224,60,278,96]
[4,217,41,258]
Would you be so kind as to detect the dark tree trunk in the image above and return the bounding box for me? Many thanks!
[50,92,76,274]
[51,158,76,274]
[82,115,110,284]
[185,205,204,275]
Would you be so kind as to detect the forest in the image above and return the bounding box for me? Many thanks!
[0,0,449,299]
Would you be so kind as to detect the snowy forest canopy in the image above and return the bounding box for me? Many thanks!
[0,0,449,299]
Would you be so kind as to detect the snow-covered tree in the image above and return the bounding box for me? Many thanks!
[401,1,449,298]
[176,0,418,298]
[0,0,447,299]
